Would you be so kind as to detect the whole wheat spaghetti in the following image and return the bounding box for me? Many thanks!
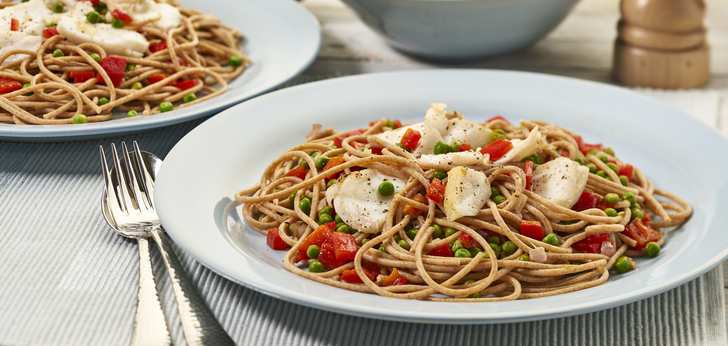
[0,0,248,125]
[236,103,691,301]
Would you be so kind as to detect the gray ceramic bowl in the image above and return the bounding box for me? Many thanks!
[342,0,580,61]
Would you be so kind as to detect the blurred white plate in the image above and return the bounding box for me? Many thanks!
[156,70,728,324]
[0,0,320,141]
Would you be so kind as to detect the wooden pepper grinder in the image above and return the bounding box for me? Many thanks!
[613,0,709,89]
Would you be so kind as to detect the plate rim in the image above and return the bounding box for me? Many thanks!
[156,69,728,324]
[0,0,321,141]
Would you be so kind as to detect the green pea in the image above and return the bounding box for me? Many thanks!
[22,83,31,89]
[587,163,598,173]
[90,53,101,62]
[379,244,386,252]
[574,157,586,165]
[433,141,452,155]
[111,18,124,28]
[487,235,501,245]
[488,129,506,142]
[598,154,610,163]
[525,154,545,164]
[433,170,448,180]
[183,93,197,103]
[501,241,517,256]
[93,1,107,14]
[631,208,644,220]
[488,242,502,258]
[299,197,311,214]
[318,213,333,224]
[86,11,102,23]
[645,242,660,258]
[378,180,395,196]
[518,254,530,261]
[596,170,608,178]
[336,224,352,234]
[229,55,243,67]
[620,175,629,186]
[454,248,471,258]
[492,195,506,204]
[326,179,337,188]
[431,224,444,239]
[313,156,329,171]
[604,193,620,204]
[623,191,636,204]
[491,187,501,196]
[127,110,138,117]
[97,96,109,106]
[308,259,325,273]
[71,114,87,124]
[319,206,333,216]
[444,227,457,238]
[398,239,410,250]
[451,240,463,251]
[542,233,560,246]
[405,227,417,240]
[52,2,64,13]
[614,256,635,274]
[607,162,619,172]
[52,48,64,57]
[588,148,599,156]
[159,101,174,112]
[306,245,320,259]
[469,247,482,257]
[604,147,615,156]
[131,82,143,90]
[126,63,137,72]
[604,208,618,217]
[334,214,343,224]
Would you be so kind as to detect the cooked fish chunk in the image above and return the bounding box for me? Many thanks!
[531,157,589,208]
[333,169,405,233]
[495,127,545,164]
[417,151,487,169]
[443,166,491,221]
[374,123,443,156]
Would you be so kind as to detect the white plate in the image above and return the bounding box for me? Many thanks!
[155,70,728,324]
[0,0,319,141]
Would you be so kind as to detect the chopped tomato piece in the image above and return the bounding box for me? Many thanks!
[286,166,307,180]
[400,128,421,151]
[618,164,634,180]
[480,139,513,161]
[10,18,18,31]
[96,56,127,87]
[458,143,471,151]
[297,222,336,261]
[624,219,661,250]
[426,178,445,204]
[322,156,345,180]
[318,232,359,269]
[572,191,600,211]
[524,160,534,190]
[0,77,22,94]
[147,73,167,85]
[403,193,426,216]
[574,135,603,155]
[266,228,290,250]
[111,9,133,25]
[486,115,509,124]
[175,79,198,90]
[69,70,96,83]
[149,41,167,53]
[458,233,476,248]
[519,220,545,240]
[42,27,59,39]
[572,233,609,253]
[382,268,407,286]
[333,128,366,148]
[428,242,453,257]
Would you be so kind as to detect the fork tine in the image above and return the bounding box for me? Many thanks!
[111,143,134,213]
[133,141,156,208]
[121,142,149,210]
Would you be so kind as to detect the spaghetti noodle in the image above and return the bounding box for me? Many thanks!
[0,0,248,125]
[236,103,691,301]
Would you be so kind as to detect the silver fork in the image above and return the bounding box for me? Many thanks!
[101,142,236,346]
[100,143,171,346]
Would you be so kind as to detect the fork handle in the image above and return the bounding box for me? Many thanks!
[132,238,171,346]
[150,226,236,346]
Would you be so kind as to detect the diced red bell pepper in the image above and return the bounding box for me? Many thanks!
[524,160,534,190]
[175,79,198,90]
[322,156,345,180]
[382,268,407,286]
[426,178,445,204]
[572,191,600,211]
[572,233,609,253]
[458,233,476,248]
[10,18,18,31]
[370,146,383,155]
[42,27,59,39]
[0,77,22,94]
[69,70,96,83]
[296,222,336,261]
[96,56,127,87]
[403,194,427,216]
[147,73,167,85]
[618,164,634,180]
[111,9,133,25]
[286,166,307,180]
[339,262,379,283]
[428,242,453,257]
[333,128,366,148]
[266,228,290,250]
[486,115,509,124]
[624,219,661,250]
[458,143,472,151]
[318,232,359,269]
[480,139,513,161]
[149,41,168,53]
[520,220,545,240]
[574,135,603,155]
[400,128,421,151]
[90,0,101,6]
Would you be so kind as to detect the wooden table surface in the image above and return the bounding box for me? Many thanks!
[299,0,728,322]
